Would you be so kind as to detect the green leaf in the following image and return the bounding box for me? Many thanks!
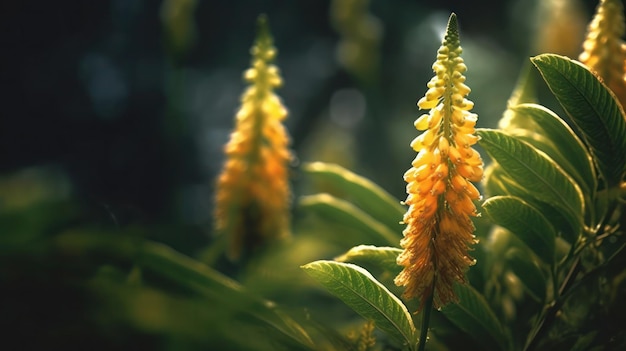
[483,163,526,198]
[483,195,556,264]
[499,61,538,131]
[477,128,584,236]
[55,231,315,350]
[484,164,578,243]
[505,248,547,303]
[90,275,310,351]
[571,331,598,351]
[441,284,509,351]
[301,260,416,349]
[531,54,626,187]
[302,162,405,232]
[335,245,403,276]
[298,193,400,246]
[510,103,597,198]
[142,247,314,349]
[506,61,538,107]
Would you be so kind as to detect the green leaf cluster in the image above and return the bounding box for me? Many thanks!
[477,54,626,350]
[300,54,626,351]
[298,161,509,351]
[6,9,626,351]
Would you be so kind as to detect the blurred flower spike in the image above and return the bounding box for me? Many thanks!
[214,15,292,260]
[579,0,626,107]
[394,13,483,311]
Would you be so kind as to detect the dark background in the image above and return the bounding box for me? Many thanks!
[0,0,608,349]
[0,0,601,225]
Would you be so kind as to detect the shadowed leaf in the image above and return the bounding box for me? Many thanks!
[483,195,556,264]
[441,284,509,351]
[506,248,547,302]
[478,129,584,237]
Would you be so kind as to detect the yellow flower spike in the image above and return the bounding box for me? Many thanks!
[214,15,292,261]
[394,13,483,311]
[579,0,626,107]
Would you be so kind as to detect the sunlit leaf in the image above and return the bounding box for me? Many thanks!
[298,193,400,246]
[301,260,416,349]
[483,195,556,264]
[510,103,597,198]
[499,61,538,131]
[302,162,405,232]
[335,245,402,276]
[441,284,509,351]
[531,54,626,188]
[507,61,538,107]
[505,248,547,303]
[478,129,584,236]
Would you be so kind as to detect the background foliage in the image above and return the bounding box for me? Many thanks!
[1,1,623,350]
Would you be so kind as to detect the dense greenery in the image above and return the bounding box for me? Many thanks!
[2,1,625,350]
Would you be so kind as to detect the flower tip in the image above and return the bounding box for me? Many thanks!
[448,12,457,23]
[442,13,460,49]
[257,13,269,29]
[447,13,458,35]
[256,14,272,42]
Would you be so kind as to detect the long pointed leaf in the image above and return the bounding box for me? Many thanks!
[531,54,626,187]
[483,162,536,199]
[506,61,537,107]
[484,164,578,243]
[441,284,509,351]
[505,248,547,303]
[298,193,400,246]
[90,276,308,351]
[55,231,315,349]
[477,129,584,236]
[499,61,538,131]
[483,195,556,264]
[335,245,403,276]
[301,260,416,349]
[510,103,597,197]
[302,162,405,232]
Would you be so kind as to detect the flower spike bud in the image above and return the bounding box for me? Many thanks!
[579,0,626,107]
[214,15,292,260]
[395,13,483,311]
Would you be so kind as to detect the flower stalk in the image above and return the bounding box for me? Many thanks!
[213,15,292,260]
[394,13,483,312]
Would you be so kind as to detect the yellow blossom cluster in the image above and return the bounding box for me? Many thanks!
[214,16,292,260]
[579,0,626,107]
[394,14,483,310]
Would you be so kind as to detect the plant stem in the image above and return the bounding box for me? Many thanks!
[524,256,582,351]
[417,282,435,351]
[525,192,621,350]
